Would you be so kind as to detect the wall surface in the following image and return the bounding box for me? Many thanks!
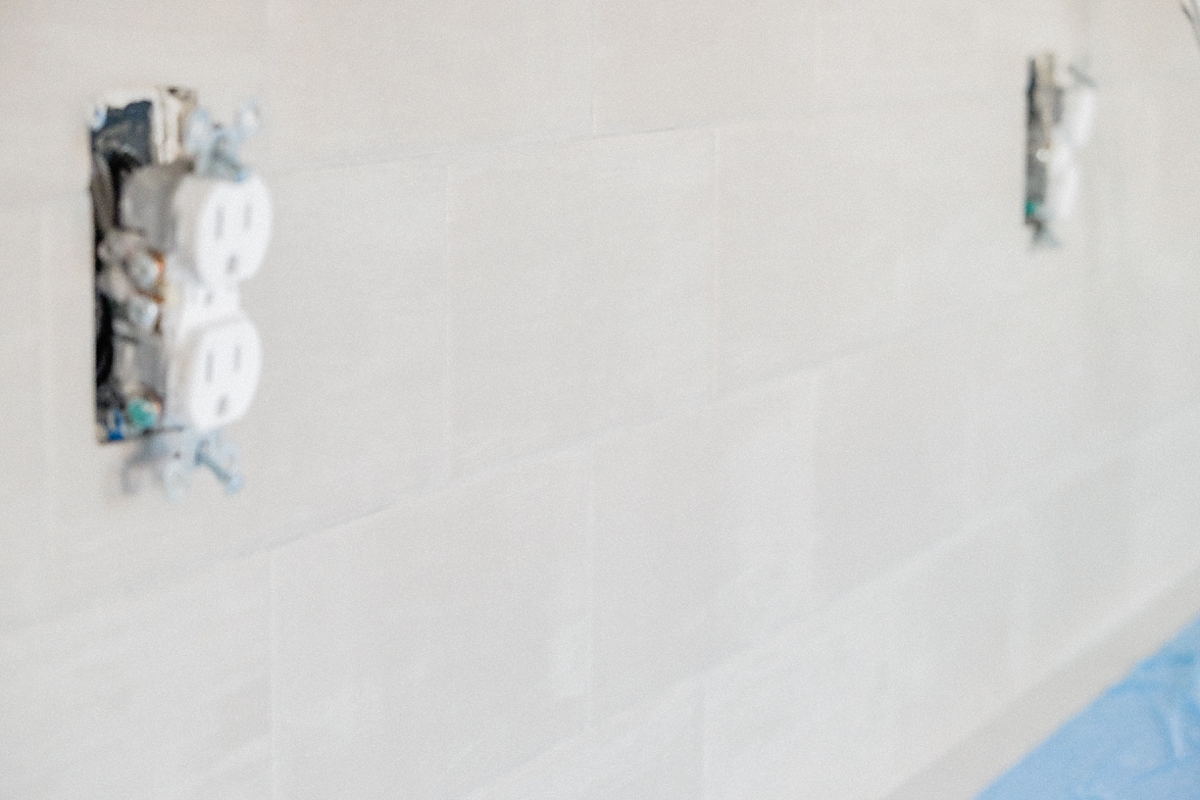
[3,1,1200,798]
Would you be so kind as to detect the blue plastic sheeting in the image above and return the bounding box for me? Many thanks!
[979,617,1200,800]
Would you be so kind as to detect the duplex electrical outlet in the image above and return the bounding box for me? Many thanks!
[91,87,272,497]
[1024,53,1096,245]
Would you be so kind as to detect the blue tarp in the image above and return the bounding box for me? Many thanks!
[980,617,1200,800]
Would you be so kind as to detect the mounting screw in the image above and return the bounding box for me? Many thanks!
[195,439,245,494]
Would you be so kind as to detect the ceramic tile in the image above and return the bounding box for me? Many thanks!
[885,527,1021,772]
[703,590,895,800]
[1017,459,1134,680]
[593,0,816,133]
[809,326,973,602]
[591,375,816,715]
[265,0,591,170]
[468,685,703,800]
[0,556,270,800]
[447,131,712,475]
[273,452,591,800]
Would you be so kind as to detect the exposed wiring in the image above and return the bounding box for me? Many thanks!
[1183,0,1200,53]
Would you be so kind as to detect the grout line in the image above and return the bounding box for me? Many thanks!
[34,197,62,623]
[11,92,1018,212]
[588,0,597,137]
[38,362,1199,634]
[440,162,455,487]
[708,129,720,403]
[698,676,712,800]
[583,444,598,728]
[268,552,280,800]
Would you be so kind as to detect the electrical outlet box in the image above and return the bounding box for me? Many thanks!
[1024,53,1096,245]
[90,87,271,497]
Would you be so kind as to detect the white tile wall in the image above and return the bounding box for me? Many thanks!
[592,0,817,133]
[1128,410,1200,595]
[591,375,816,716]
[814,0,993,110]
[240,160,448,534]
[884,527,1021,774]
[0,2,269,204]
[446,131,713,475]
[809,324,973,601]
[0,207,52,626]
[0,555,270,800]
[1,0,1197,798]
[265,0,592,169]
[703,588,895,800]
[714,113,905,391]
[1016,458,1136,681]
[468,683,704,800]
[272,453,591,800]
[966,272,1127,508]
[1091,0,1200,84]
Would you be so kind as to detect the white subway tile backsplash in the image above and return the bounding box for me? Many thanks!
[239,159,448,535]
[265,0,592,170]
[1128,410,1200,593]
[0,1,1193,797]
[1093,275,1200,434]
[0,17,267,206]
[0,332,52,626]
[447,131,713,475]
[703,590,896,800]
[891,100,1035,330]
[814,0,991,111]
[0,0,268,44]
[1087,83,1200,430]
[1016,459,1135,681]
[590,375,816,716]
[714,100,1013,393]
[0,206,51,627]
[468,684,704,800]
[714,113,901,391]
[1089,84,1200,295]
[0,206,44,335]
[884,527,1021,774]
[966,275,1130,509]
[1092,80,1200,273]
[809,326,973,603]
[0,556,270,800]
[1091,0,1200,85]
[592,0,817,134]
[978,0,1086,92]
[272,452,591,800]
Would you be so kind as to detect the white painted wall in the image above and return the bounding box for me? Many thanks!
[2,1,1200,798]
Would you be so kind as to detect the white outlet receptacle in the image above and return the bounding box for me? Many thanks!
[171,314,263,433]
[94,87,271,496]
[1024,54,1095,244]
[173,173,272,287]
